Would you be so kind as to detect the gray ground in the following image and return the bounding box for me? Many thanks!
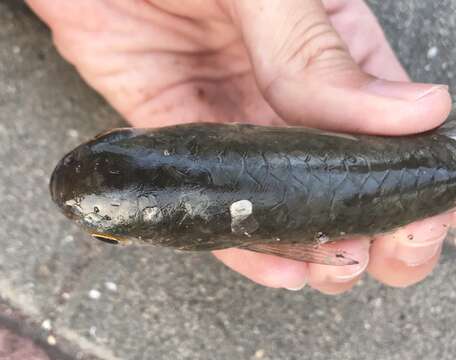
[1,1,456,359]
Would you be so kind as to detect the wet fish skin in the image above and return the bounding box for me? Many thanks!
[49,111,456,262]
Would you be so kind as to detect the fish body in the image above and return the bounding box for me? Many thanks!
[50,111,456,264]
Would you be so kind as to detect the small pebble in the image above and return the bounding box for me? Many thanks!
[88,289,101,300]
[6,84,16,94]
[105,282,118,292]
[254,349,265,359]
[427,46,438,59]
[47,335,57,346]
[89,326,97,337]
[373,298,383,308]
[41,319,52,331]
[67,129,79,139]
[63,235,74,243]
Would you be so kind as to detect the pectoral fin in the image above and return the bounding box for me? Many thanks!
[239,243,359,266]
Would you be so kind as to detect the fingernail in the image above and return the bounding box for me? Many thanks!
[415,85,450,101]
[330,241,370,283]
[395,234,445,267]
[285,281,307,291]
[332,261,368,283]
[364,80,449,102]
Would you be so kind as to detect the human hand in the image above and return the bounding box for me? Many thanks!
[28,0,453,293]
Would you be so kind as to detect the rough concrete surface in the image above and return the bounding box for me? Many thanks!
[1,1,456,359]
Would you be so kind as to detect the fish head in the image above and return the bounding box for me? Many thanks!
[49,128,153,245]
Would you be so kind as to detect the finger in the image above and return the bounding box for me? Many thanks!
[367,213,450,287]
[307,237,370,295]
[232,0,452,135]
[322,0,409,81]
[212,248,309,290]
[368,246,442,288]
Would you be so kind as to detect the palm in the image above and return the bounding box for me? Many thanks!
[48,1,282,128]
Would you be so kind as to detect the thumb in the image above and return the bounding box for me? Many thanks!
[231,0,452,135]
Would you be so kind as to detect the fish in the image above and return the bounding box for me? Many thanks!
[50,107,456,266]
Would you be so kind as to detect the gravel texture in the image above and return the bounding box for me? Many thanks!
[1,1,456,359]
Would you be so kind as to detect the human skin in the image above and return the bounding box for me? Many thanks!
[27,0,453,294]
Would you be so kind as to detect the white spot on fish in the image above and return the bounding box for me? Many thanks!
[184,202,194,215]
[315,232,330,244]
[230,200,253,219]
[179,193,212,221]
[84,212,104,225]
[64,199,81,210]
[230,200,258,235]
[142,206,163,223]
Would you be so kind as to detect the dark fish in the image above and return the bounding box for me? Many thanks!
[50,108,456,265]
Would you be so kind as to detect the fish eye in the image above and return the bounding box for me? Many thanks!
[92,234,120,245]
